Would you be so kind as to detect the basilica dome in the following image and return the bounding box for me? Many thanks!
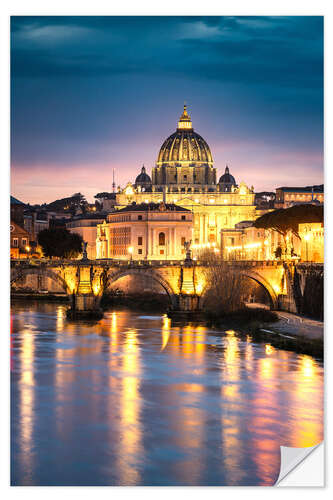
[156,105,213,167]
[134,165,152,188]
[219,166,237,191]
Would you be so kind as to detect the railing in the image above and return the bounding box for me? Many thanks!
[11,257,295,269]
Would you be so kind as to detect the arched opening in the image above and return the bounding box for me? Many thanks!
[200,271,277,311]
[11,268,69,295]
[159,232,166,246]
[102,269,176,310]
[240,276,274,309]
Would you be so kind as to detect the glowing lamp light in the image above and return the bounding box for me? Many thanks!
[195,199,199,203]
[273,284,280,294]
[209,198,214,203]
[125,186,134,196]
[128,246,134,254]
[145,199,149,203]
[265,344,274,355]
[25,246,30,252]
[304,233,311,241]
[264,239,269,246]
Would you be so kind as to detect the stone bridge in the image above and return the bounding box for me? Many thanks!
[10,259,323,318]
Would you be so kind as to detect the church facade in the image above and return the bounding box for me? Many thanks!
[113,105,256,249]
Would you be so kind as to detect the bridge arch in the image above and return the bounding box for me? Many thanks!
[239,270,278,309]
[106,268,177,307]
[199,269,278,310]
[11,267,69,294]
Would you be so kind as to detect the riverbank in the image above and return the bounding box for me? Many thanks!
[11,293,69,302]
[252,311,323,359]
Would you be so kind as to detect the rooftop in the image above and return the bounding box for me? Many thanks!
[10,195,26,206]
[276,185,324,193]
[112,202,191,213]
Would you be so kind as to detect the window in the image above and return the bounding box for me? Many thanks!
[195,238,199,244]
[138,236,143,245]
[184,175,187,180]
[181,236,186,247]
[181,215,186,220]
[138,215,142,220]
[13,238,18,247]
[22,238,27,246]
[138,248,142,255]
[160,249,164,255]
[159,232,165,246]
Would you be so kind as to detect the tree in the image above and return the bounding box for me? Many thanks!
[254,204,323,239]
[38,228,83,259]
[201,252,248,315]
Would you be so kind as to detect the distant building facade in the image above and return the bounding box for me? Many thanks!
[10,196,26,225]
[67,213,107,259]
[10,221,30,259]
[275,185,324,209]
[299,222,324,263]
[96,202,192,260]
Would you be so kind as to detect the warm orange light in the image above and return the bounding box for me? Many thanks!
[25,246,30,252]
[304,233,311,241]
[128,246,134,254]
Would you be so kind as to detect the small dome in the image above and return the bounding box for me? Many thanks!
[156,105,213,166]
[219,166,237,190]
[135,165,152,186]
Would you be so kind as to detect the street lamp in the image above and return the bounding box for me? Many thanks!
[304,233,310,262]
[25,245,30,259]
[128,246,134,262]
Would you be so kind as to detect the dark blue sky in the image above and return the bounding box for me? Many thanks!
[11,16,323,203]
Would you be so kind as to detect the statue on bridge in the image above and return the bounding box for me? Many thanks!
[81,241,88,261]
[184,240,192,263]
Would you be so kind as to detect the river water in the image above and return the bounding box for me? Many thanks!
[11,301,323,486]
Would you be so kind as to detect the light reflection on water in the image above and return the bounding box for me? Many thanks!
[11,302,323,486]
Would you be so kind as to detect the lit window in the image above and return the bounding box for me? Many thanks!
[13,238,18,247]
[159,232,166,246]
[160,249,164,255]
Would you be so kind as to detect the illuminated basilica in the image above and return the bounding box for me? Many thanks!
[114,106,256,246]
[96,105,256,259]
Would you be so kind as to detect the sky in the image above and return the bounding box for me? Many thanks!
[11,16,323,204]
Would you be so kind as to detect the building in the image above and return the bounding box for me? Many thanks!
[24,208,50,242]
[114,105,256,246]
[299,222,324,263]
[67,213,107,259]
[10,221,30,259]
[96,202,192,260]
[10,196,26,225]
[275,185,324,209]
[220,221,268,261]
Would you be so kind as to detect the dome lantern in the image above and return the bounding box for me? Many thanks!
[177,104,193,130]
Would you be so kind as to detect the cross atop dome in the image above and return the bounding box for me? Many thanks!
[178,103,193,130]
